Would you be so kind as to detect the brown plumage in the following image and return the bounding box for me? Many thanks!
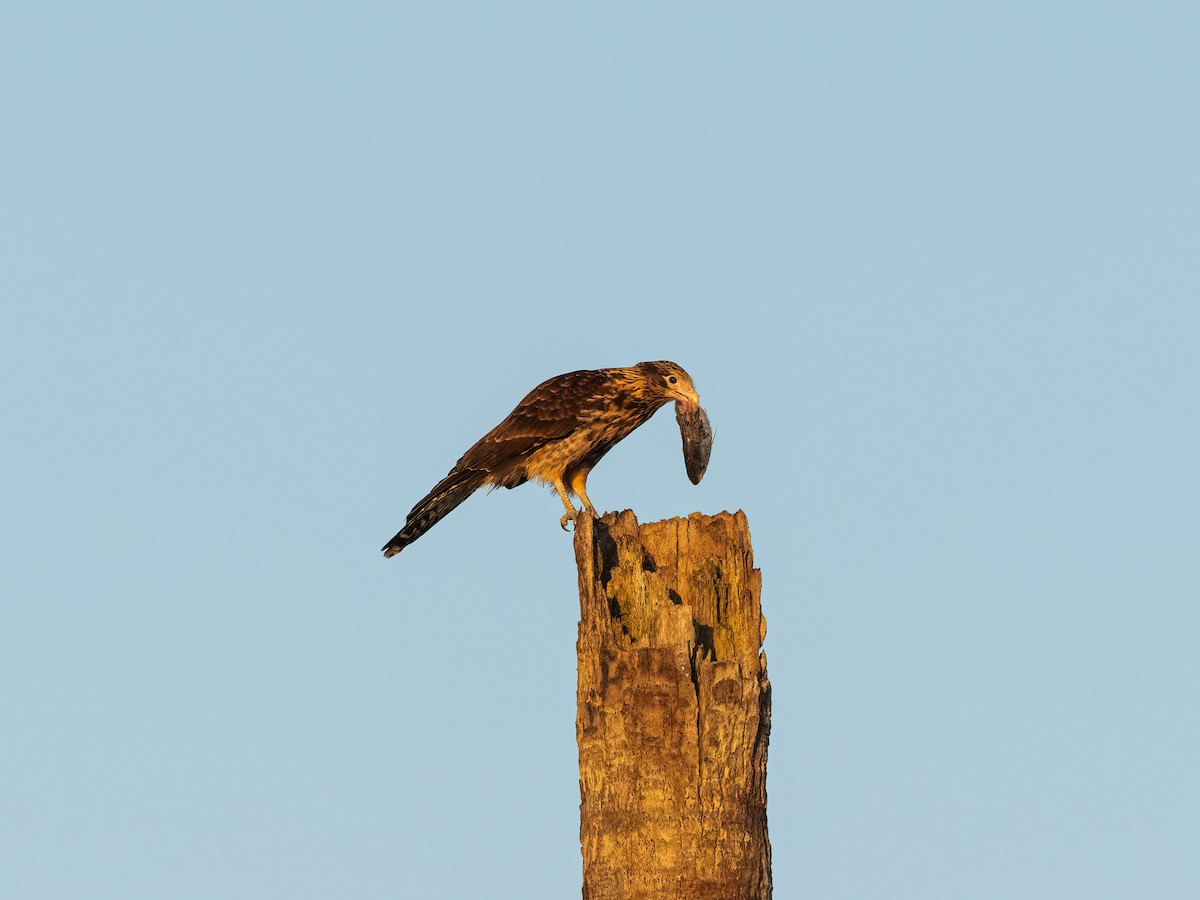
[381,361,701,557]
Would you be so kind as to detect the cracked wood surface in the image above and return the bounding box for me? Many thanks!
[575,510,772,900]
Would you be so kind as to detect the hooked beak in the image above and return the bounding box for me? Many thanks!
[674,385,701,411]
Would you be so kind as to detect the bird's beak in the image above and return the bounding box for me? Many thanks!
[675,386,701,411]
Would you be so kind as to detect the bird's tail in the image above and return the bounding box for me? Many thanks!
[381,468,488,557]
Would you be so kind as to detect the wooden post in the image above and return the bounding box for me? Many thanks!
[574,510,772,900]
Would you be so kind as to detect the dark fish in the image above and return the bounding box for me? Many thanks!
[675,402,713,485]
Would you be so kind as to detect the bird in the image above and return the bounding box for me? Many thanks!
[381,360,701,557]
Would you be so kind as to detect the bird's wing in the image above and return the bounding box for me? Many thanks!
[457,369,612,472]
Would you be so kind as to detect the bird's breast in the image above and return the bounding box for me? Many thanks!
[522,404,660,481]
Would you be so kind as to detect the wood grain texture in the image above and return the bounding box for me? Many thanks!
[575,510,772,900]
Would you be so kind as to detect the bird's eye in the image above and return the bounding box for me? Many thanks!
[668,375,678,384]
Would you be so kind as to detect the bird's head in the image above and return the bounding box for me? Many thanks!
[635,360,700,411]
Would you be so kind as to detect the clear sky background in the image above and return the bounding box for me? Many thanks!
[3,2,1197,898]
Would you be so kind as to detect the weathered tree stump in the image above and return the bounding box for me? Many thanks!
[574,510,772,900]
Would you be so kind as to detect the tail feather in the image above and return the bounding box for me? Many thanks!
[381,468,488,557]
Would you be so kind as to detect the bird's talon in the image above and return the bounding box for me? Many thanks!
[560,512,575,531]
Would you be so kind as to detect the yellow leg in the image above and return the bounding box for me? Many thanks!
[554,480,578,531]
[569,469,595,514]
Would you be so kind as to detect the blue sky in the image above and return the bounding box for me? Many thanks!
[3,2,1198,898]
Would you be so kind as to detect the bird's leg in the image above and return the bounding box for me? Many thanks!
[553,480,578,531]
[569,469,596,516]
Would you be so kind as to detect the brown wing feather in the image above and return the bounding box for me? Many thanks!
[457,369,616,474]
